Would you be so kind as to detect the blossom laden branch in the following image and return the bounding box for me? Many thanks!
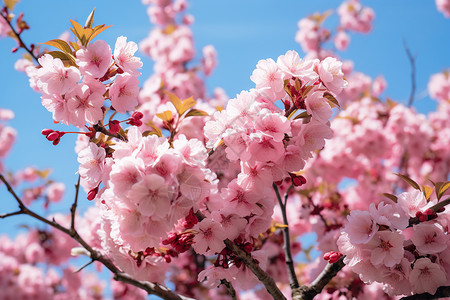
[0,7,40,64]
[273,183,300,290]
[223,238,287,300]
[292,257,345,300]
[221,280,237,300]
[0,173,197,300]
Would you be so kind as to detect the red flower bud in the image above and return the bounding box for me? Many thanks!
[132,111,144,120]
[109,120,121,135]
[87,186,99,201]
[289,173,307,186]
[41,128,54,136]
[46,131,60,141]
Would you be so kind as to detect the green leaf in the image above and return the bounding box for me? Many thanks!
[435,181,450,201]
[84,8,95,29]
[41,39,73,55]
[381,193,398,203]
[184,109,209,117]
[394,173,421,190]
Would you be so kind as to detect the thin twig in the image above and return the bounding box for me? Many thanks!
[0,210,24,218]
[273,183,299,290]
[0,10,40,65]
[93,123,128,141]
[221,280,237,300]
[403,41,416,108]
[0,174,196,300]
[93,123,127,141]
[73,259,95,273]
[70,175,81,234]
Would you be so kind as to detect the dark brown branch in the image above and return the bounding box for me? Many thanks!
[221,280,237,300]
[273,183,299,290]
[224,239,286,300]
[292,257,345,300]
[0,10,40,65]
[0,210,24,218]
[403,41,416,108]
[401,286,450,300]
[70,175,81,234]
[409,197,450,226]
[194,210,286,300]
[93,123,128,141]
[74,259,94,273]
[0,174,195,300]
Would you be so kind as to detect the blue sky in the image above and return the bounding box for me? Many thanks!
[0,0,449,276]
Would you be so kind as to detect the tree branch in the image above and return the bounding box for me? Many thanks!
[409,197,450,226]
[224,239,287,300]
[0,9,40,65]
[0,210,24,218]
[70,175,81,234]
[0,174,196,300]
[292,257,345,300]
[401,286,450,300]
[93,123,128,142]
[221,280,237,300]
[273,183,299,290]
[403,41,416,108]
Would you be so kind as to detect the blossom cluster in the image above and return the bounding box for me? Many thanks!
[23,34,142,128]
[338,190,450,296]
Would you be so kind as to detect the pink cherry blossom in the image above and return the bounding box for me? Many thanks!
[76,39,112,78]
[436,0,450,17]
[128,173,172,217]
[411,223,448,254]
[250,58,284,100]
[334,30,350,51]
[409,257,447,295]
[114,36,143,75]
[192,219,227,255]
[367,231,404,267]
[46,182,65,203]
[344,210,378,244]
[305,90,333,124]
[318,57,347,95]
[66,83,105,127]
[36,54,81,95]
[109,74,139,114]
[276,50,318,83]
[397,190,428,217]
[202,45,217,76]
[77,143,106,191]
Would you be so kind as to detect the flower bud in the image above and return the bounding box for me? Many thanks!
[46,131,60,141]
[41,128,54,136]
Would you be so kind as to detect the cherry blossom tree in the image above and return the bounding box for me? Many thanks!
[0,0,449,299]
